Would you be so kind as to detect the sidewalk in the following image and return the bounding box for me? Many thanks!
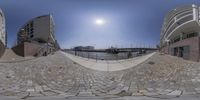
[62,52,156,71]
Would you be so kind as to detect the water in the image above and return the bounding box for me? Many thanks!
[66,51,149,60]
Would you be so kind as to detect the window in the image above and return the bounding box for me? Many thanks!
[30,28,34,33]
[174,37,180,43]
[182,33,187,39]
[27,24,30,33]
[172,35,181,43]
[30,34,34,38]
[30,21,33,27]
[182,32,198,40]
[187,32,198,38]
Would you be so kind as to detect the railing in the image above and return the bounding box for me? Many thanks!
[65,50,154,61]
[176,10,193,19]
[169,15,193,34]
[161,5,195,38]
[163,14,193,38]
[163,11,193,33]
[163,10,193,32]
[165,5,193,23]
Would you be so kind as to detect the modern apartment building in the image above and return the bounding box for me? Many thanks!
[17,15,55,44]
[0,9,6,57]
[160,4,200,61]
[12,15,59,57]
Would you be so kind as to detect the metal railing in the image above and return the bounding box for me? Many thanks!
[163,14,194,39]
[161,5,196,40]
[65,50,153,61]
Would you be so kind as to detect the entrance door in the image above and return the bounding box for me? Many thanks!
[179,47,184,57]
[183,46,190,59]
[173,47,178,56]
[172,46,190,59]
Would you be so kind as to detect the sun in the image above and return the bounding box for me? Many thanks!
[95,19,105,25]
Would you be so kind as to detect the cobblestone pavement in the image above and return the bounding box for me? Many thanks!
[0,51,199,100]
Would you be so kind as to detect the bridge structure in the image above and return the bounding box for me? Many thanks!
[114,47,158,52]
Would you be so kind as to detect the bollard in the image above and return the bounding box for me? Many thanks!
[96,54,97,62]
[88,52,89,59]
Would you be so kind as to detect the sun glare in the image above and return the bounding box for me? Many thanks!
[95,19,105,25]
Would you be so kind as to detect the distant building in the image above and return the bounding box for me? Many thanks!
[12,15,59,57]
[0,9,6,57]
[73,46,94,51]
[160,4,200,61]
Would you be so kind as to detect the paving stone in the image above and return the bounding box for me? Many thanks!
[0,51,199,99]
[167,90,182,96]
[78,91,94,96]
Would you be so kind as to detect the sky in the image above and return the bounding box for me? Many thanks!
[0,0,200,49]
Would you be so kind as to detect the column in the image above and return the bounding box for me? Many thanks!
[180,33,183,40]
[192,4,198,20]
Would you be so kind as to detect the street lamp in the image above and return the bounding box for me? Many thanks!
[165,39,170,54]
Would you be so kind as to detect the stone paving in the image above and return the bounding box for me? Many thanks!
[0,51,199,99]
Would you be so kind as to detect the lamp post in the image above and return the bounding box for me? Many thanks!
[165,39,170,54]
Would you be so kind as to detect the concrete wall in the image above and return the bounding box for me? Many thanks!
[0,9,5,57]
[12,42,42,57]
[0,9,6,46]
[12,42,56,57]
[24,42,43,57]
[0,41,5,57]
[12,43,24,56]
[33,16,51,42]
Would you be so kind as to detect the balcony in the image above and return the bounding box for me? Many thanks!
[168,20,200,39]
[165,15,200,39]
[167,14,193,34]
[164,5,193,23]
[161,5,200,40]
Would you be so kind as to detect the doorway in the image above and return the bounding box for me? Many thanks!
[172,46,190,59]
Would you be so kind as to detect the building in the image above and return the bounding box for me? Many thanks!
[73,46,95,51]
[12,15,59,57]
[0,9,6,57]
[160,4,200,61]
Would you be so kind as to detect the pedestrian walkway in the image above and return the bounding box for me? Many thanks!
[62,52,156,71]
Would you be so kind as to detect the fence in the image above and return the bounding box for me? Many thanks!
[65,50,153,60]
